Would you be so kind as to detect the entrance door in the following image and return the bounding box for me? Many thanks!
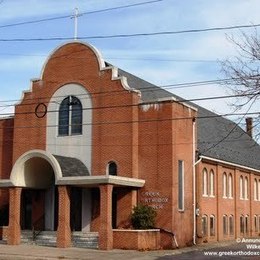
[21,189,32,230]
[70,187,82,231]
[112,189,117,229]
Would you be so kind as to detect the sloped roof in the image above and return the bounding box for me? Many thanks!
[118,68,260,171]
[53,155,90,177]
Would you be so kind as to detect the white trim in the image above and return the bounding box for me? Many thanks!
[16,41,141,106]
[140,97,198,112]
[57,175,145,187]
[200,156,260,173]
[0,179,14,187]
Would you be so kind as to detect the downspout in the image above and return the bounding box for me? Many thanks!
[193,118,202,245]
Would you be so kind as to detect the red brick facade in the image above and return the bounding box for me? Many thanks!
[0,41,259,250]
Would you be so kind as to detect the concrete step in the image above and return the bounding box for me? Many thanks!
[21,230,56,247]
[72,232,99,249]
[21,230,99,249]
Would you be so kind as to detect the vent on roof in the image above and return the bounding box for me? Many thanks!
[246,117,253,138]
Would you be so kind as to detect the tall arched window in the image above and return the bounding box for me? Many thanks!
[244,177,249,200]
[223,215,228,235]
[228,173,233,198]
[58,96,82,136]
[254,179,258,201]
[223,172,227,198]
[240,215,244,235]
[229,215,234,235]
[245,215,249,234]
[258,180,260,201]
[107,161,117,176]
[254,215,258,233]
[209,170,215,196]
[240,176,244,199]
[210,215,215,236]
[202,215,208,236]
[202,169,208,196]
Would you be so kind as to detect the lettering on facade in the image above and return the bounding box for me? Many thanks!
[140,191,169,210]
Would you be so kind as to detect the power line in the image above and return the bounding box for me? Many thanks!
[0,23,260,42]
[0,89,256,113]
[0,77,243,105]
[0,0,164,29]
[0,52,218,63]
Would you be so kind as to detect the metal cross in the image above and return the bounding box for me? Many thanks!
[72,8,80,40]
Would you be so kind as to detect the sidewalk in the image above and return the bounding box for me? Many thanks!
[0,241,237,260]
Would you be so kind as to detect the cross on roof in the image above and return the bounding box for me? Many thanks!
[71,8,81,40]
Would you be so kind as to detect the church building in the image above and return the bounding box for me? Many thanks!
[0,41,259,250]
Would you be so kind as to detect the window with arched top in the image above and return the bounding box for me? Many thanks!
[228,173,233,198]
[240,215,244,234]
[245,215,249,234]
[210,215,215,236]
[229,215,234,235]
[202,169,208,196]
[244,177,249,200]
[254,215,258,233]
[107,162,117,176]
[223,172,227,198]
[209,170,215,196]
[254,179,258,201]
[223,214,228,235]
[202,215,208,236]
[258,180,260,201]
[58,96,82,136]
[240,176,244,199]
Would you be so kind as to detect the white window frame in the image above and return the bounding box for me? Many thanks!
[240,176,244,200]
[223,172,227,198]
[178,160,185,211]
[228,173,233,198]
[209,170,215,197]
[202,168,208,197]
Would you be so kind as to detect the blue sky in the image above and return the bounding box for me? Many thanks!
[0,0,259,125]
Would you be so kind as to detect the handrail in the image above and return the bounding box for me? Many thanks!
[156,227,179,248]
[32,215,44,241]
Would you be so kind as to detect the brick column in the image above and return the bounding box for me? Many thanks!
[8,187,22,245]
[99,184,113,250]
[57,186,71,248]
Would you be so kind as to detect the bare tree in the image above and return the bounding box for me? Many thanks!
[221,29,260,138]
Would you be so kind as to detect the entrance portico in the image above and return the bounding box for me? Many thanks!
[0,149,145,250]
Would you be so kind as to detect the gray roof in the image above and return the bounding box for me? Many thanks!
[118,68,260,171]
[53,155,90,177]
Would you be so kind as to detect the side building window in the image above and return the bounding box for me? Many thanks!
[228,173,233,198]
[58,96,82,136]
[229,215,234,235]
[223,215,228,235]
[210,215,215,236]
[245,215,249,234]
[244,177,249,200]
[209,170,215,197]
[202,215,208,237]
[254,179,258,201]
[240,215,244,235]
[178,160,184,211]
[223,172,227,198]
[240,176,244,199]
[202,168,208,196]
[254,215,258,233]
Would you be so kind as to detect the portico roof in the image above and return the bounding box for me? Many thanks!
[57,175,145,188]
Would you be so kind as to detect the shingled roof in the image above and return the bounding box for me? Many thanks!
[118,68,260,171]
